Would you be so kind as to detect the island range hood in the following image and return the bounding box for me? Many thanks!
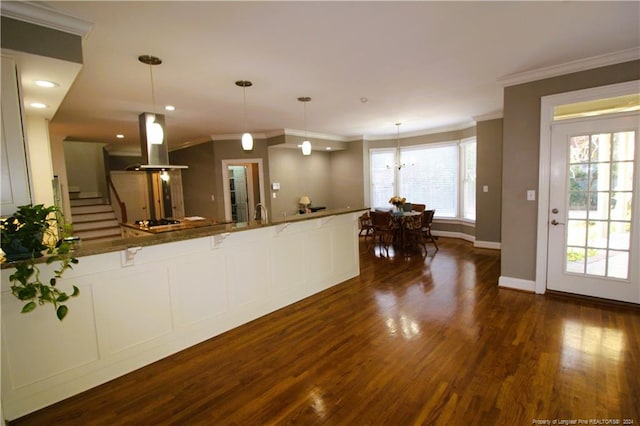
[126,112,188,171]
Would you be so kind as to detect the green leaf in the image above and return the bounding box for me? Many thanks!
[71,286,80,297]
[57,293,69,302]
[50,278,57,286]
[56,305,68,320]
[21,302,36,313]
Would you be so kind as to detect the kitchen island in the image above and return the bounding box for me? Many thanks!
[1,207,367,420]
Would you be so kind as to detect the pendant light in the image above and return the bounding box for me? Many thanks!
[236,80,254,151]
[298,96,312,155]
[138,55,164,145]
[387,122,405,170]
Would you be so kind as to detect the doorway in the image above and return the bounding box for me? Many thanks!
[537,80,640,303]
[222,159,265,223]
[547,114,639,302]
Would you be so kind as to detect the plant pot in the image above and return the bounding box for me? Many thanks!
[2,234,44,261]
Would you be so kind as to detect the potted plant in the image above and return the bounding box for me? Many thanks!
[1,204,79,320]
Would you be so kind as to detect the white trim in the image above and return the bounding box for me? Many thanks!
[221,158,265,223]
[365,121,476,141]
[434,218,476,227]
[474,241,501,250]
[211,132,269,141]
[432,230,474,244]
[498,276,535,293]
[537,80,640,296]
[0,1,93,36]
[498,48,640,87]
[282,128,352,142]
[473,111,503,122]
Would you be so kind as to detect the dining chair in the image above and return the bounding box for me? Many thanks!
[421,209,439,252]
[402,213,426,254]
[369,210,396,256]
[358,211,374,240]
[411,203,426,212]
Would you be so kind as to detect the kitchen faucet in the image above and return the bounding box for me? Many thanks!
[254,203,268,224]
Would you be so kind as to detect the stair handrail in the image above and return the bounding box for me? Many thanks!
[107,175,127,224]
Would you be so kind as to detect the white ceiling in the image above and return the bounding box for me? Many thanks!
[15,1,640,149]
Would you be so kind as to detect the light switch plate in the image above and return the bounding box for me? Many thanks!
[483,185,489,193]
[527,190,536,201]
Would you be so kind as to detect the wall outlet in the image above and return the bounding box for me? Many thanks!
[527,190,536,201]
[483,185,489,193]
[272,192,277,199]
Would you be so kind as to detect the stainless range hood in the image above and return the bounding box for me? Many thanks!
[126,112,188,171]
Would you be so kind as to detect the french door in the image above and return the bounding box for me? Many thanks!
[547,114,639,303]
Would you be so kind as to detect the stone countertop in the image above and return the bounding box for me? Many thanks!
[1,207,369,265]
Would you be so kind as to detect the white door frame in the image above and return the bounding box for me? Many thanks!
[221,158,265,223]
[535,80,640,294]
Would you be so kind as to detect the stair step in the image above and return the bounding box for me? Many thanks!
[73,219,120,231]
[70,197,104,206]
[73,212,117,223]
[71,204,113,215]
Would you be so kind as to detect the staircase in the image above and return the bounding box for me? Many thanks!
[70,197,122,244]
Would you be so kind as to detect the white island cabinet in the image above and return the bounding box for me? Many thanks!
[1,211,361,421]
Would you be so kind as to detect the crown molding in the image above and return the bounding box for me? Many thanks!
[497,48,640,88]
[365,120,476,141]
[210,132,270,142]
[283,128,352,142]
[1,1,93,36]
[473,111,503,122]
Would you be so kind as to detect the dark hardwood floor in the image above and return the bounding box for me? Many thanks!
[10,238,640,425]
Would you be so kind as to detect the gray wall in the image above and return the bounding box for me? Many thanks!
[169,142,217,218]
[63,141,107,198]
[329,139,365,209]
[501,59,640,282]
[268,147,332,218]
[168,138,272,220]
[476,118,503,243]
[0,17,83,63]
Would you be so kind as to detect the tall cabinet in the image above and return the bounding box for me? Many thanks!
[1,56,32,216]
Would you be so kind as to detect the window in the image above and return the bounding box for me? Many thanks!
[461,139,477,220]
[369,138,476,221]
[370,149,396,208]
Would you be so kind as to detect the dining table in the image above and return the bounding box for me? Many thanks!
[389,210,423,252]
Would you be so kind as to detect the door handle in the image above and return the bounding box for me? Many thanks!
[550,219,565,226]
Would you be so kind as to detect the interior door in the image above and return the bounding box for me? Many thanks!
[110,171,150,222]
[547,114,639,303]
[230,166,249,222]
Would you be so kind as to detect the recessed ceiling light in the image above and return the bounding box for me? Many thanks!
[116,134,125,139]
[297,144,302,148]
[325,147,332,150]
[34,80,59,88]
[165,105,175,111]
[30,102,48,109]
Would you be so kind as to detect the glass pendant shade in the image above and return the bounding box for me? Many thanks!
[146,114,164,145]
[301,140,312,156]
[242,132,254,151]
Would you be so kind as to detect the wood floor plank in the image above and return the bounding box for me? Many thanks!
[9,238,640,425]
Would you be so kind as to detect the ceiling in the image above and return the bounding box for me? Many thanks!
[11,1,640,150]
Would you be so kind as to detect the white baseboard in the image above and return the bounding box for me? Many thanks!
[432,230,475,243]
[498,276,535,292]
[474,240,501,250]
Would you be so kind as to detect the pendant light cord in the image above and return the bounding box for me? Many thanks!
[243,86,248,132]
[304,101,308,138]
[149,64,157,116]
